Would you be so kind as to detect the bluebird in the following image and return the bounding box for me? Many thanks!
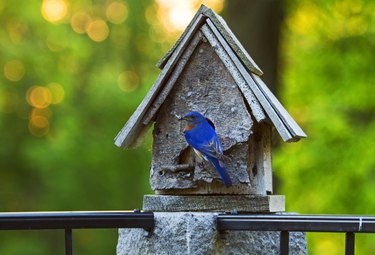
[179,111,232,187]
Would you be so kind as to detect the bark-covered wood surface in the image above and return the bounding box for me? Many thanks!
[151,40,257,193]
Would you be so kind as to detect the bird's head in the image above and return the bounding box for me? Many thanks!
[178,111,216,132]
[178,111,206,125]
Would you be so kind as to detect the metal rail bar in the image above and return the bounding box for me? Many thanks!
[0,211,154,255]
[217,214,375,255]
[216,214,375,233]
[0,211,155,231]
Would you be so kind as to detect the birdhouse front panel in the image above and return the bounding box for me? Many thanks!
[151,39,258,194]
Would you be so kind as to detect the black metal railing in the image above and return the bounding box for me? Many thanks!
[0,210,154,255]
[1,212,375,254]
[217,214,375,255]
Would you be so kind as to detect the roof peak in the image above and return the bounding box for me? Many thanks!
[156,5,263,76]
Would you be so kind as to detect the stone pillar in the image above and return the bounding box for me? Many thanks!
[117,212,308,255]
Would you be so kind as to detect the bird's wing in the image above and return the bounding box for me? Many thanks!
[207,138,232,166]
[197,137,226,161]
[193,148,208,161]
[185,122,231,165]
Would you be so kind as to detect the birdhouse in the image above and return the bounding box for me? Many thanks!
[115,5,306,197]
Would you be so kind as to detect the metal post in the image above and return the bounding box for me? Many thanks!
[280,231,289,255]
[345,232,355,255]
[65,228,73,255]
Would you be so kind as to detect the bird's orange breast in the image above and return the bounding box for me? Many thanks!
[183,124,195,132]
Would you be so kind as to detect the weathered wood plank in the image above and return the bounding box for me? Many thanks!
[142,32,204,125]
[252,74,307,140]
[261,123,273,194]
[200,23,267,123]
[244,77,293,142]
[248,123,273,195]
[115,14,207,148]
[143,195,285,212]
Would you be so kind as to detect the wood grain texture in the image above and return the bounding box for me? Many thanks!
[250,123,273,194]
[143,194,285,212]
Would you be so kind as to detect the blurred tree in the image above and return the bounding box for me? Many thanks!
[224,0,284,94]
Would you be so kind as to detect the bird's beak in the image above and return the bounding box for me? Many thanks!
[176,114,185,121]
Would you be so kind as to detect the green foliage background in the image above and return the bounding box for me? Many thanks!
[275,0,375,253]
[0,0,374,254]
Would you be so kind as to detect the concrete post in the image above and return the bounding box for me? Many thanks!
[117,212,307,255]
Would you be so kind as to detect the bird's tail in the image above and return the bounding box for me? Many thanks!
[210,158,232,187]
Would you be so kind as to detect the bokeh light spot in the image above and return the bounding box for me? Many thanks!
[28,107,52,137]
[47,82,65,104]
[87,19,109,42]
[41,0,68,23]
[31,107,53,120]
[106,1,128,24]
[31,115,50,128]
[70,12,92,34]
[26,86,53,109]
[4,60,25,82]
[28,116,50,137]
[155,0,224,34]
[117,71,139,92]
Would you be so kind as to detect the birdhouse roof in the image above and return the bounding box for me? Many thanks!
[115,5,306,148]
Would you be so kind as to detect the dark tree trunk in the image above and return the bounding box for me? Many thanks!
[224,0,285,192]
[223,0,284,94]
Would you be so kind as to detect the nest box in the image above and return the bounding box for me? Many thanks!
[115,5,306,195]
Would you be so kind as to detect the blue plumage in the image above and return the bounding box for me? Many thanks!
[179,111,232,187]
